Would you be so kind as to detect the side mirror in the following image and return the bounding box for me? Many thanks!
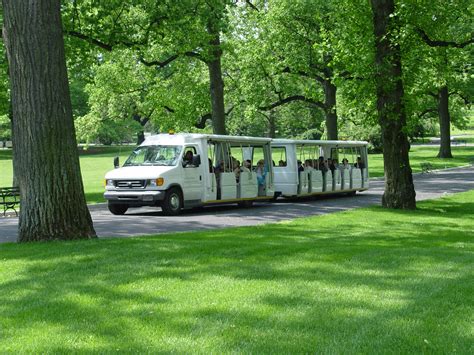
[113,156,120,169]
[192,154,201,167]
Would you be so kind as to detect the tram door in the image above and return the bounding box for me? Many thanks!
[181,146,203,203]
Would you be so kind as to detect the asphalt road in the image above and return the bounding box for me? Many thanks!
[1,165,473,243]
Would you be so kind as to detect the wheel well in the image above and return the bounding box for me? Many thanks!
[167,184,183,201]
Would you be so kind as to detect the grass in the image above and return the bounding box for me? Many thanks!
[0,190,473,353]
[452,115,474,136]
[1,144,473,202]
[369,145,474,178]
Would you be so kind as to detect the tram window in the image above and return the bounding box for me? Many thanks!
[252,146,265,168]
[272,147,287,167]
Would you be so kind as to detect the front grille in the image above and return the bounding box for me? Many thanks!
[115,180,146,189]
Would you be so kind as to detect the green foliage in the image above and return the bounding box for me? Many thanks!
[0,191,472,352]
[0,115,10,141]
[75,113,141,145]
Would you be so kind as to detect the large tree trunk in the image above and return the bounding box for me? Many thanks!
[371,0,416,209]
[323,79,338,140]
[267,111,276,138]
[3,0,96,242]
[207,23,226,135]
[437,86,453,158]
[132,114,148,145]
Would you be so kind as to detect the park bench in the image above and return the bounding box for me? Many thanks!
[452,139,467,146]
[0,187,20,217]
[420,162,433,174]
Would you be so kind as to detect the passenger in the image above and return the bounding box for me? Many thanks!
[354,156,366,169]
[333,158,340,170]
[256,159,267,195]
[318,156,328,173]
[341,158,350,169]
[240,161,250,172]
[208,158,214,173]
[183,151,194,167]
[313,159,319,170]
[278,160,286,167]
[214,160,225,174]
[328,158,336,173]
[244,159,252,170]
[297,160,304,172]
[304,159,314,171]
[233,160,241,182]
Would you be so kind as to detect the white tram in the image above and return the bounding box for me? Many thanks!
[104,133,368,215]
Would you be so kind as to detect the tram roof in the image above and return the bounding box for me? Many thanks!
[272,139,368,147]
[143,133,272,145]
[142,134,367,147]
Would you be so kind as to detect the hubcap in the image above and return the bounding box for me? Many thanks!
[170,194,180,210]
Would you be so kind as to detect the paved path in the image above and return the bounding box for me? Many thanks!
[1,166,473,243]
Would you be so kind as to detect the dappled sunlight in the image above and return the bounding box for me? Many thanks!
[0,191,473,352]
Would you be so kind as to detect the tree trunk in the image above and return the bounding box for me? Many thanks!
[371,0,416,209]
[3,0,96,242]
[132,114,148,145]
[323,79,338,140]
[437,86,453,158]
[207,24,226,135]
[137,131,145,145]
[267,111,276,138]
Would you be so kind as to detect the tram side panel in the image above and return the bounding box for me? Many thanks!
[240,172,258,198]
[298,171,309,194]
[309,170,323,193]
[352,168,363,189]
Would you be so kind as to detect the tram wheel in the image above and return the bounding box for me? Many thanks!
[238,200,254,208]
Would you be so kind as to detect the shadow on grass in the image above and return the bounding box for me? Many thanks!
[1,197,473,352]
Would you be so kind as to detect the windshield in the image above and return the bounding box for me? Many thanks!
[124,145,182,167]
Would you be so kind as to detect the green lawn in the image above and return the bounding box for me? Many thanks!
[1,191,473,353]
[369,145,474,177]
[1,144,473,202]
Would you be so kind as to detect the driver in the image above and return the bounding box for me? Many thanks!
[183,150,194,167]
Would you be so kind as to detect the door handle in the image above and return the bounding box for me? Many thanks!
[200,175,202,181]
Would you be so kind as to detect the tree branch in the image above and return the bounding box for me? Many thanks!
[139,54,180,67]
[282,66,325,83]
[450,91,472,105]
[244,0,259,12]
[66,30,113,51]
[417,108,437,120]
[416,28,474,48]
[195,113,212,129]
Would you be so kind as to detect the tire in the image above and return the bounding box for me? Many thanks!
[108,203,128,215]
[238,200,254,208]
[161,187,183,215]
[347,190,357,197]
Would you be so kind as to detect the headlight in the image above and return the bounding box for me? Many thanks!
[150,178,164,186]
[105,179,115,187]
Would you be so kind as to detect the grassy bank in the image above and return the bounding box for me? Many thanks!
[368,145,474,177]
[1,191,473,353]
[1,145,473,202]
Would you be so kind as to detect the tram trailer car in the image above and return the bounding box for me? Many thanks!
[104,133,369,215]
[271,139,369,198]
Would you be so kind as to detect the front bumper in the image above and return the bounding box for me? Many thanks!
[104,190,165,205]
